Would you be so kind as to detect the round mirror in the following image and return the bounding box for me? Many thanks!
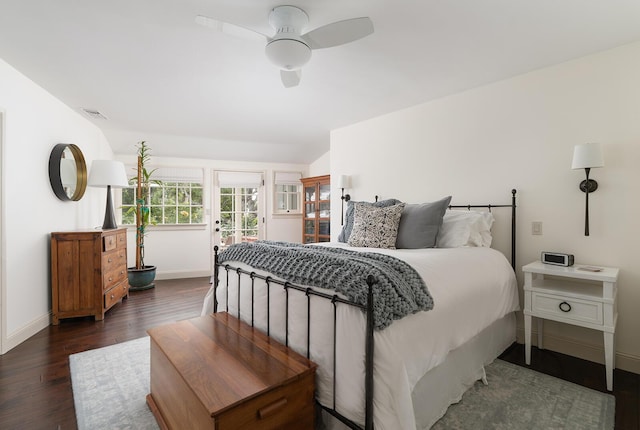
[49,143,87,201]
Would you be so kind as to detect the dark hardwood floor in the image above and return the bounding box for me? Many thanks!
[0,277,637,429]
[0,277,210,430]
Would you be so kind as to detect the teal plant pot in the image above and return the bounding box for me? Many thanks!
[127,265,156,291]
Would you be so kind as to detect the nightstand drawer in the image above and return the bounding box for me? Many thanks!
[531,292,603,325]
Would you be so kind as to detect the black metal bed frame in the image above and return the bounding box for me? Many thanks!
[212,189,517,430]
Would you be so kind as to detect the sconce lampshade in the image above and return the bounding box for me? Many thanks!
[337,175,351,189]
[88,160,129,230]
[571,143,604,170]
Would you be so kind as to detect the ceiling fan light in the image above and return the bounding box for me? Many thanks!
[265,38,311,70]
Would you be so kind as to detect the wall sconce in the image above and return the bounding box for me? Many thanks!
[88,160,130,230]
[571,143,604,236]
[337,175,351,225]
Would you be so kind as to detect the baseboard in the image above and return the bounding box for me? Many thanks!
[155,269,211,281]
[516,327,640,375]
[1,312,51,354]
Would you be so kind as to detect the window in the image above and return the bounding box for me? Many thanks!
[215,171,265,248]
[273,171,302,214]
[121,167,204,225]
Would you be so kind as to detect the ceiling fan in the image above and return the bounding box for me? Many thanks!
[195,5,374,88]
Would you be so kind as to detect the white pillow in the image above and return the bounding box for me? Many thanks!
[436,210,494,248]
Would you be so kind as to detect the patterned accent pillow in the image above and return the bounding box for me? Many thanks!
[338,198,402,243]
[348,203,406,249]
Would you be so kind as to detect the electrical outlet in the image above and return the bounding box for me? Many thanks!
[532,222,543,235]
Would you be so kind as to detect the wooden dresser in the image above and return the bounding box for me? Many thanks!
[50,228,129,324]
[147,313,317,430]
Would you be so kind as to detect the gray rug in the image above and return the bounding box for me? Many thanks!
[69,338,615,430]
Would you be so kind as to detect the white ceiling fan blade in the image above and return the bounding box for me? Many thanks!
[195,15,269,43]
[280,69,301,88]
[302,17,374,49]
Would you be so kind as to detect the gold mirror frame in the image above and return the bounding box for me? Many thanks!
[48,143,87,201]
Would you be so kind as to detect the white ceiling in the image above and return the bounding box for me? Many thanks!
[2,1,640,164]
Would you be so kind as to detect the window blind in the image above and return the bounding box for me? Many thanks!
[217,171,263,187]
[274,171,302,185]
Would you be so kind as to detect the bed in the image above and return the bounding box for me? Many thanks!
[201,190,519,430]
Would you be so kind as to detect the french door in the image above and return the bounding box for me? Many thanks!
[213,171,265,250]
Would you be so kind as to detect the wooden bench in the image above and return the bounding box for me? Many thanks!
[146,313,317,430]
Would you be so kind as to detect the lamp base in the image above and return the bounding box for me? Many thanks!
[579,179,598,193]
[102,185,118,230]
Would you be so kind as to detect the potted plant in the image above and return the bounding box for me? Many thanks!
[127,141,161,291]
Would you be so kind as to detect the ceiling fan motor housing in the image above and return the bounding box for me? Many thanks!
[265,5,312,70]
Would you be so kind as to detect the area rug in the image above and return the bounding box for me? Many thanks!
[70,338,615,430]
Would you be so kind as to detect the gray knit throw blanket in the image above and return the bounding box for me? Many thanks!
[217,241,434,330]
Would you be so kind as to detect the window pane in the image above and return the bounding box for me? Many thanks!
[177,207,190,223]
[122,207,135,224]
[164,186,176,205]
[149,187,162,205]
[178,186,190,205]
[192,207,203,223]
[122,188,135,205]
[150,206,163,224]
[288,194,298,211]
[163,206,176,223]
[191,187,203,205]
[276,194,286,211]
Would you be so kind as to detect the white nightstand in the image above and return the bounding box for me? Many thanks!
[523,260,619,391]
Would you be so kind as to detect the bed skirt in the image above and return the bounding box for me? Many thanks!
[318,312,516,430]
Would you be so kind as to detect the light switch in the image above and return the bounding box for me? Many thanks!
[532,221,543,235]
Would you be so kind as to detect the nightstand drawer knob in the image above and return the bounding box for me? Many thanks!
[559,301,572,312]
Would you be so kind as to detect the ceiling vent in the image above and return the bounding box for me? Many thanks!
[80,107,108,120]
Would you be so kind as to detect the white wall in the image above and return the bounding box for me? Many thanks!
[114,154,307,279]
[0,58,112,352]
[331,41,640,373]
[308,151,330,177]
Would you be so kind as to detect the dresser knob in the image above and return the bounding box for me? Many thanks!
[558,301,572,312]
[109,277,112,282]
[108,258,112,263]
[111,294,115,299]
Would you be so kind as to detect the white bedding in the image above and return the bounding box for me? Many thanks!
[201,244,519,430]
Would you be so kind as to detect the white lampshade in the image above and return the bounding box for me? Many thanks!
[87,160,129,188]
[571,143,604,170]
[337,175,351,189]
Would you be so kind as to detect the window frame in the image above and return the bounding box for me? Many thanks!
[273,171,302,215]
[119,166,205,227]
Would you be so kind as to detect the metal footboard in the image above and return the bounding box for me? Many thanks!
[213,248,376,430]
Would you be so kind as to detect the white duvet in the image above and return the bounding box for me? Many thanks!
[201,244,519,430]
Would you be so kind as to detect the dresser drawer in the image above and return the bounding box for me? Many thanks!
[116,232,127,249]
[104,282,128,309]
[103,234,117,252]
[103,249,127,290]
[216,372,315,430]
[531,292,603,325]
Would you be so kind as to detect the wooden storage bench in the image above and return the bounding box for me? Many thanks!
[146,313,317,430]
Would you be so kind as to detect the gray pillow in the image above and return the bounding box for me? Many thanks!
[348,203,406,249]
[338,198,402,242]
[395,196,452,249]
